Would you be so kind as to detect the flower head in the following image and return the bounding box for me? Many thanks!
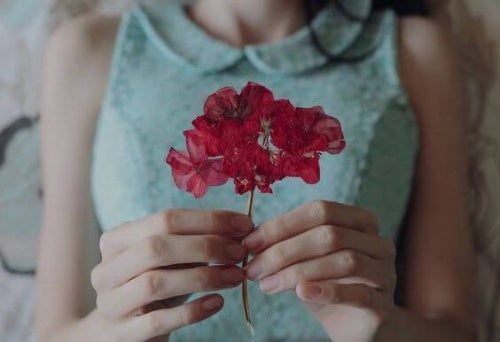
[166,82,345,198]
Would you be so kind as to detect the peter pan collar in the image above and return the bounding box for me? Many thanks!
[132,0,387,75]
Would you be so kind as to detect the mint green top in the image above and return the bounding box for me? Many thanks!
[91,0,419,340]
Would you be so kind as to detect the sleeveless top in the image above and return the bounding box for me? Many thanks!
[90,0,419,340]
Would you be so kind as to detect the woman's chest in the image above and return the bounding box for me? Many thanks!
[92,60,416,235]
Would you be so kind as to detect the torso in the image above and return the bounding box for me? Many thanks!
[88,1,419,340]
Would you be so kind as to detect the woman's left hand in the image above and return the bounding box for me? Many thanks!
[243,200,396,341]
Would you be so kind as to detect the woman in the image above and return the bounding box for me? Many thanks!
[36,0,476,340]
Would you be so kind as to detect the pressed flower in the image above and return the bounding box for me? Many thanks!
[166,81,346,335]
[166,132,229,198]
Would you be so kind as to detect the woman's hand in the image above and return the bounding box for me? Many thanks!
[90,209,253,341]
[243,200,396,341]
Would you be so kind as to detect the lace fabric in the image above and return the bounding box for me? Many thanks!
[90,0,418,340]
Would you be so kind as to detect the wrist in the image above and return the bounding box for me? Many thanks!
[38,310,104,342]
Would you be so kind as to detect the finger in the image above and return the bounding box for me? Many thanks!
[136,296,187,316]
[245,225,395,280]
[257,250,392,295]
[92,235,246,291]
[296,282,385,310]
[243,200,378,253]
[121,294,223,340]
[100,209,253,261]
[97,266,243,319]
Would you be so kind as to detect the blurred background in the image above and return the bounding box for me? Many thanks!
[0,0,499,341]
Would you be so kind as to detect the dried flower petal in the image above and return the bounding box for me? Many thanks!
[166,132,229,198]
[166,81,345,197]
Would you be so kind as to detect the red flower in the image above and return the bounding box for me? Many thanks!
[166,81,346,197]
[203,82,274,123]
[166,131,229,198]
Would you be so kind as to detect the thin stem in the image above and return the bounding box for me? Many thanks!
[242,188,255,336]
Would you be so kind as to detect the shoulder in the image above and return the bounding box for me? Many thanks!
[397,16,462,109]
[43,14,121,115]
[49,14,120,50]
[398,16,457,74]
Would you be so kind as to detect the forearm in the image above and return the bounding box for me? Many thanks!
[38,310,102,342]
[39,310,171,342]
[374,306,476,342]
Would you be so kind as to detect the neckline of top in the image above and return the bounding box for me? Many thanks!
[132,0,387,75]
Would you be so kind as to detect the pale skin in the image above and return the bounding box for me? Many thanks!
[36,0,476,341]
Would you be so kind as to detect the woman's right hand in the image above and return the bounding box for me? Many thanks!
[90,208,253,341]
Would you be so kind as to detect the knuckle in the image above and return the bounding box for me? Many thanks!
[385,239,397,260]
[146,311,165,336]
[95,293,105,312]
[271,216,287,238]
[274,241,291,264]
[144,236,165,261]
[387,273,397,292]
[341,250,359,274]
[289,267,306,283]
[358,287,374,308]
[162,209,177,233]
[178,306,196,326]
[365,210,379,233]
[201,236,222,260]
[95,294,115,320]
[194,268,213,289]
[329,285,342,303]
[99,231,113,254]
[143,272,163,298]
[320,225,341,251]
[200,236,217,261]
[204,211,218,230]
[310,200,330,223]
[384,266,397,291]
[90,267,102,291]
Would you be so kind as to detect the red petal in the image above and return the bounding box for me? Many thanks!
[203,87,239,122]
[299,158,320,184]
[200,159,230,186]
[240,82,275,110]
[298,106,324,131]
[268,100,298,151]
[166,148,194,173]
[185,172,208,198]
[234,176,254,195]
[170,168,204,198]
[184,130,209,164]
[312,116,346,154]
[279,154,320,184]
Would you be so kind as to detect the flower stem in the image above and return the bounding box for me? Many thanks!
[242,188,255,336]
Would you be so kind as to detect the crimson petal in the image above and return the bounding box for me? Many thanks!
[203,87,239,122]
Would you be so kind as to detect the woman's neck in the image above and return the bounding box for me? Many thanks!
[189,0,306,47]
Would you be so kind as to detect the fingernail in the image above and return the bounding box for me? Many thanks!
[230,215,253,233]
[302,283,322,300]
[221,268,244,285]
[202,295,223,313]
[226,244,245,261]
[259,274,281,293]
[245,262,263,280]
[243,229,264,250]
